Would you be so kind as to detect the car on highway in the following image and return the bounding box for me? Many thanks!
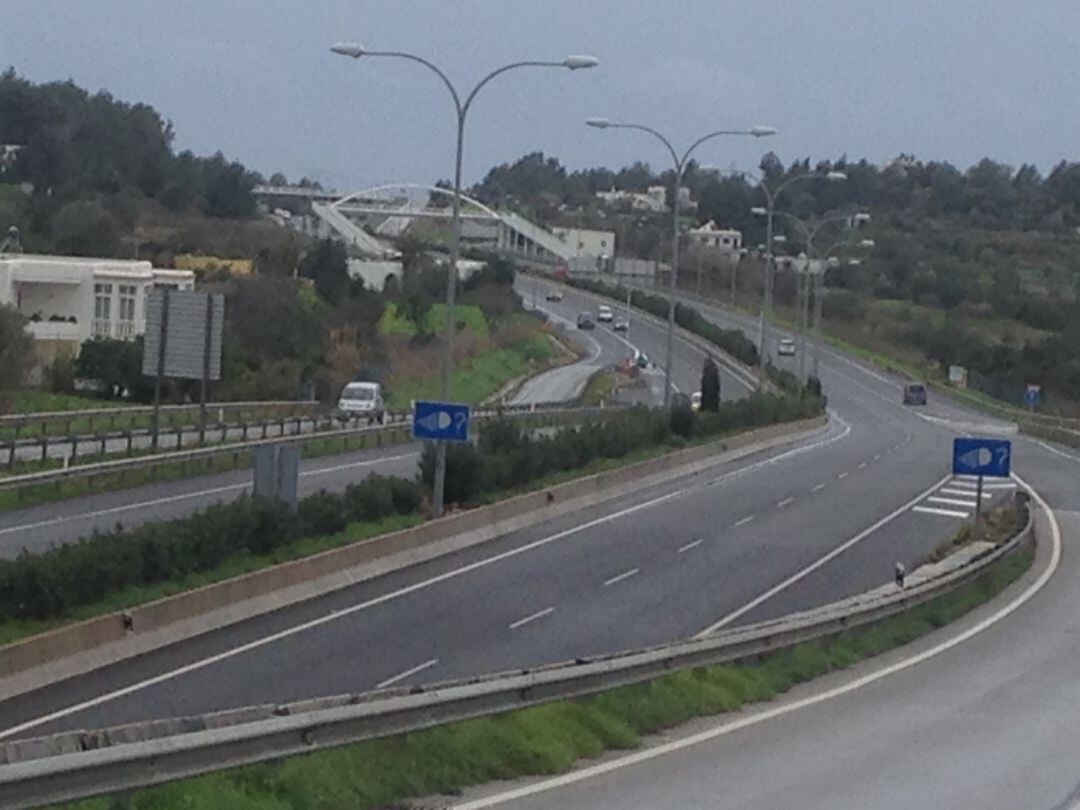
[545,289,563,302]
[597,304,614,323]
[691,391,702,412]
[612,316,629,331]
[576,312,596,329]
[903,382,928,405]
[778,338,796,356]
[634,350,649,368]
[335,381,386,424]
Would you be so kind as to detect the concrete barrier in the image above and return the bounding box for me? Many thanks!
[0,415,827,702]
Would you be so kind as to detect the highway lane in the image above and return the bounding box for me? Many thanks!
[0,444,422,557]
[457,442,1073,810]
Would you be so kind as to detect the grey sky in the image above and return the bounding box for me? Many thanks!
[3,1,1078,192]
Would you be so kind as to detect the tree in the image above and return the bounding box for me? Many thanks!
[298,239,350,301]
[700,357,721,412]
[73,337,146,399]
[0,305,32,412]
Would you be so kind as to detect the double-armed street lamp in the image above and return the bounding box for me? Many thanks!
[585,118,776,405]
[767,210,874,381]
[749,169,847,366]
[331,43,598,518]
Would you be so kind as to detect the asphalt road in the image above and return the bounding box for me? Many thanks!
[0,286,1005,739]
[443,289,1080,810]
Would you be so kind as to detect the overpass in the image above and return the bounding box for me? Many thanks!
[255,182,574,265]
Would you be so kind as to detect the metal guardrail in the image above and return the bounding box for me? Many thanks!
[0,404,619,493]
[0,400,319,431]
[0,499,1034,807]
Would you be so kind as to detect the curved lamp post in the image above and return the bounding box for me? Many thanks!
[332,43,598,517]
[585,118,775,405]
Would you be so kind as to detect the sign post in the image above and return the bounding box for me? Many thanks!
[952,437,1012,532]
[143,289,225,452]
[1025,384,1041,413]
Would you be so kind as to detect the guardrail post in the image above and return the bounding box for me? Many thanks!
[6,439,13,469]
[99,434,107,457]
[279,417,285,437]
[70,435,78,463]
[295,416,302,436]
[125,430,133,457]
[243,422,249,442]
[41,435,48,462]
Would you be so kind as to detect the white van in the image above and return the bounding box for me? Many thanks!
[597,304,614,323]
[336,381,386,424]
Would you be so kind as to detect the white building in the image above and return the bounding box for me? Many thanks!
[551,226,616,259]
[688,221,742,252]
[0,254,195,350]
[594,185,695,213]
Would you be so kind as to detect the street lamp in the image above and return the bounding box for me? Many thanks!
[585,119,775,405]
[333,43,598,518]
[749,169,847,368]
[771,209,873,380]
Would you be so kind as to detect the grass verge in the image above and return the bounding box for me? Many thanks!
[60,543,1033,810]
[0,513,421,648]
[577,369,618,407]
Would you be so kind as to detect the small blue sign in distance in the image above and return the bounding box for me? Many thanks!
[952,437,1011,478]
[412,400,470,442]
[1024,385,1041,407]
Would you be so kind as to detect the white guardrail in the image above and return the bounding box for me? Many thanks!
[0,400,319,431]
[0,404,618,493]
[0,497,1033,808]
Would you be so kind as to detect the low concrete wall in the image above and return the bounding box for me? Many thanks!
[0,415,827,701]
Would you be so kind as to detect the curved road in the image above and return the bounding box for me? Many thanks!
[446,289,1080,810]
[0,283,1007,744]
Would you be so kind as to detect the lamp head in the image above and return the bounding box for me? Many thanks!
[750,206,768,216]
[750,125,778,137]
[330,42,366,59]
[564,55,600,70]
[586,117,611,129]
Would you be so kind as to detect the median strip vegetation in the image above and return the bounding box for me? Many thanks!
[59,524,1034,810]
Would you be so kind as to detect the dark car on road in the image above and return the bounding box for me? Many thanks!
[577,312,595,329]
[902,383,928,405]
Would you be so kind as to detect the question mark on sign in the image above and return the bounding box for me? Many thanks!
[995,446,1009,467]
[454,411,468,435]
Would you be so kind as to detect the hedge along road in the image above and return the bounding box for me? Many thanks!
[0,283,719,557]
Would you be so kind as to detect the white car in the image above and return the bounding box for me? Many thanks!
[778,338,796,357]
[691,391,702,412]
[336,381,386,424]
[597,305,614,323]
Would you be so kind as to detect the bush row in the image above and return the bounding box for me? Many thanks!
[565,277,760,366]
[0,475,422,622]
[422,392,823,505]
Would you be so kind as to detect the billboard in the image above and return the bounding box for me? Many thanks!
[143,290,225,381]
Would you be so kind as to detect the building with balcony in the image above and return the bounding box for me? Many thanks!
[688,221,743,252]
[0,254,195,352]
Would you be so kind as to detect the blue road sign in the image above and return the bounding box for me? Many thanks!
[412,400,470,442]
[1025,385,1041,408]
[952,437,1011,478]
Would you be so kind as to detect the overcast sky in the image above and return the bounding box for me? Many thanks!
[3,1,1077,191]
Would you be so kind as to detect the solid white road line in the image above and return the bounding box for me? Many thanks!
[811,483,826,493]
[678,539,703,554]
[776,497,795,508]
[912,505,970,518]
[695,473,952,636]
[927,496,979,508]
[454,476,1060,810]
[734,516,755,527]
[604,568,640,587]
[509,607,555,630]
[0,416,850,741]
[375,658,438,689]
[0,451,420,538]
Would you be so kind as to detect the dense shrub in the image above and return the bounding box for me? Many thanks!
[0,476,423,623]
[423,392,823,507]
